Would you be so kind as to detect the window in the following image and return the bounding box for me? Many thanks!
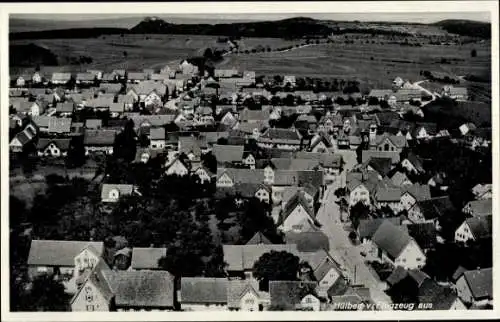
[384,143,390,151]
[402,258,406,262]
[86,305,94,311]
[37,266,48,273]
[86,294,94,302]
[416,258,422,262]
[245,299,254,304]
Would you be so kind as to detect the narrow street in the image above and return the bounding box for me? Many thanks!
[317,171,393,308]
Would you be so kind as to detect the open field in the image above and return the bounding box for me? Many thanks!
[217,41,491,88]
[10,34,303,74]
[10,34,226,72]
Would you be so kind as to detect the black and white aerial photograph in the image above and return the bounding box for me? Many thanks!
[3,1,498,318]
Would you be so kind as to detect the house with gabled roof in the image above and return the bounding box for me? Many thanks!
[165,157,190,177]
[308,133,333,153]
[278,192,319,233]
[192,164,215,184]
[130,247,166,270]
[373,187,402,213]
[401,152,425,174]
[36,138,71,157]
[407,195,455,225]
[462,199,492,217]
[127,72,147,83]
[84,129,117,155]
[257,128,303,151]
[371,133,407,153]
[27,239,104,285]
[454,267,492,307]
[346,170,381,206]
[180,277,228,311]
[9,123,37,153]
[454,214,492,244]
[72,262,176,311]
[371,220,426,270]
[101,184,135,203]
[227,279,270,311]
[269,281,321,311]
[51,72,72,84]
[400,184,431,211]
[76,72,96,84]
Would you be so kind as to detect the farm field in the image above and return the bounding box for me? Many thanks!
[10,34,302,74]
[217,41,491,88]
[10,34,226,73]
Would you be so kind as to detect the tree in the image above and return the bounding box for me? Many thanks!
[253,251,300,291]
[470,48,477,58]
[203,48,213,60]
[201,151,217,174]
[349,201,371,229]
[237,198,283,244]
[113,119,137,162]
[334,187,346,198]
[28,275,70,311]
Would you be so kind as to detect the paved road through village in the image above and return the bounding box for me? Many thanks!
[317,168,393,309]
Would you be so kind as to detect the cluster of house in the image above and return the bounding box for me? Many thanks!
[26,231,371,312]
[12,59,492,311]
[346,161,492,309]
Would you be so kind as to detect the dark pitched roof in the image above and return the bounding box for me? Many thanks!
[465,214,492,240]
[27,240,104,266]
[246,232,273,245]
[402,184,431,201]
[180,277,228,304]
[461,268,492,300]
[269,281,318,310]
[84,129,117,146]
[405,152,425,173]
[106,270,175,308]
[415,196,455,220]
[130,247,167,270]
[213,144,244,164]
[36,138,71,151]
[372,220,411,260]
[358,217,403,240]
[366,157,393,177]
[417,279,462,310]
[285,231,329,253]
[405,222,437,249]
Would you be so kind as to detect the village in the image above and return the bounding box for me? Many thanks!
[8,55,492,312]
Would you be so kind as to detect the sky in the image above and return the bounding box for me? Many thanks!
[12,12,491,24]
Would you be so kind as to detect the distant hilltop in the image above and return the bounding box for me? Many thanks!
[9,16,491,40]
